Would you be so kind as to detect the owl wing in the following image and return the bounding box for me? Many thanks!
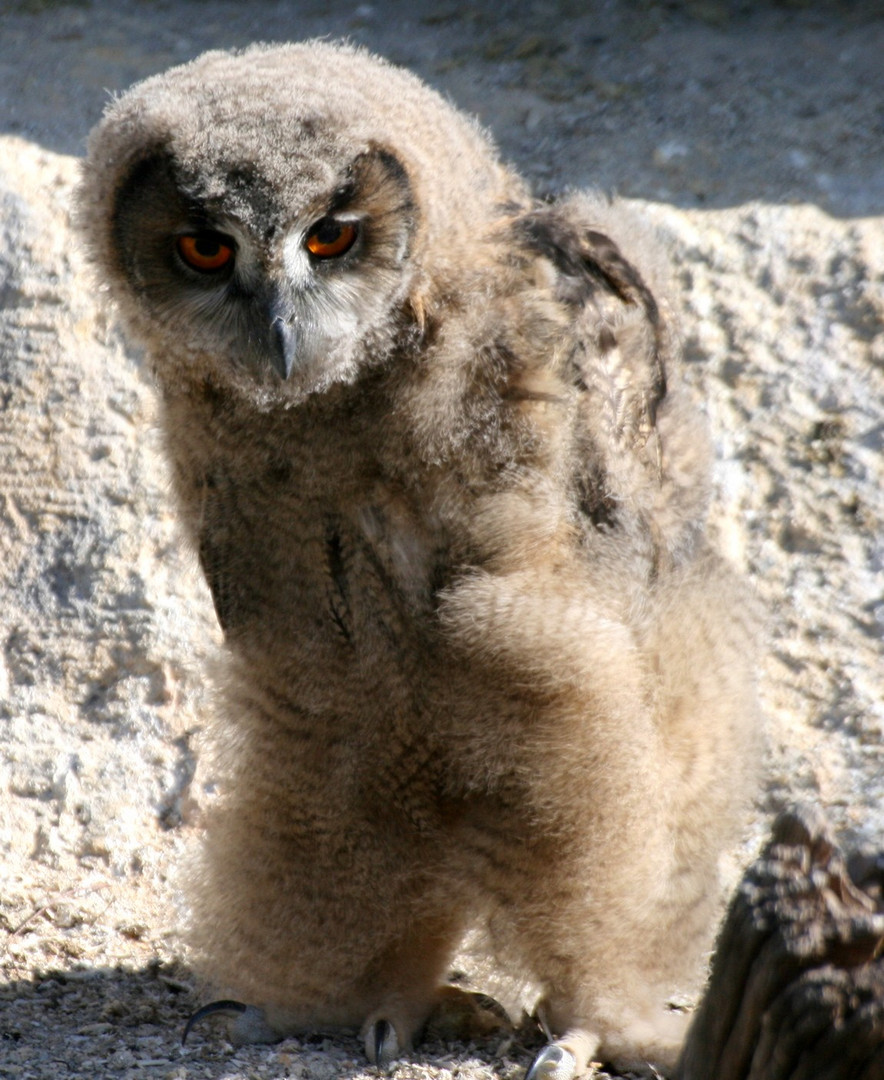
[519,202,669,461]
[514,201,675,533]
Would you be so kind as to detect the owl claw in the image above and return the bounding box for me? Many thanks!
[182,999,246,1045]
[524,1043,578,1080]
[366,1017,401,1068]
[181,999,281,1046]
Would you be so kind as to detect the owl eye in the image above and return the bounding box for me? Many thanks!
[177,232,235,273]
[305,218,359,259]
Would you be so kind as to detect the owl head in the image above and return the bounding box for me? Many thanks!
[78,42,525,407]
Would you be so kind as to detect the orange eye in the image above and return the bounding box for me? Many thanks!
[305,218,358,259]
[177,233,235,273]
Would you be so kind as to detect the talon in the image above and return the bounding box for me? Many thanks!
[366,1017,400,1068]
[182,999,281,1046]
[182,999,247,1045]
[525,1043,578,1080]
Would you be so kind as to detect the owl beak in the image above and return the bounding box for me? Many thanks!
[270,316,297,380]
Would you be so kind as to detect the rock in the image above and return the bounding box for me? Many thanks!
[0,135,218,974]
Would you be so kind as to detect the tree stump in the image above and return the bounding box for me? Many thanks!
[677,805,884,1080]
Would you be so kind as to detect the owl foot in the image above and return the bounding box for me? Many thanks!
[524,1018,603,1080]
[181,999,282,1046]
[423,985,511,1041]
[363,1016,403,1067]
[524,1043,578,1080]
[361,984,508,1068]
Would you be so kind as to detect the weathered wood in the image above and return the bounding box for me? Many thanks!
[677,806,884,1080]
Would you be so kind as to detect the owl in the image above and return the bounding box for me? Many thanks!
[78,42,760,1080]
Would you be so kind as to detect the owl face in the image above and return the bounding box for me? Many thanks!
[108,137,417,404]
[80,43,523,407]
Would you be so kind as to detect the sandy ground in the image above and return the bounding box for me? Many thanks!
[1,2,882,1078]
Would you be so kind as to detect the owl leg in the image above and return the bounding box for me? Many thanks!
[362,984,510,1066]
[524,1029,598,1080]
[361,1003,417,1066]
[359,914,466,1066]
[521,1000,600,1080]
[363,1017,399,1066]
[524,992,687,1079]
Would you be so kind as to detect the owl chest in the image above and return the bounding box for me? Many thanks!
[185,443,444,665]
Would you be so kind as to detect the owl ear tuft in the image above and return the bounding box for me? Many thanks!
[346,145,418,242]
[352,144,413,199]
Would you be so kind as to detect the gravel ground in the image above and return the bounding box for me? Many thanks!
[1,2,882,1078]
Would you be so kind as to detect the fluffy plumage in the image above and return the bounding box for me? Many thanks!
[78,42,760,1077]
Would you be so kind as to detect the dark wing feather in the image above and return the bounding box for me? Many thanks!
[517,204,670,468]
[195,471,250,635]
[198,526,237,634]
